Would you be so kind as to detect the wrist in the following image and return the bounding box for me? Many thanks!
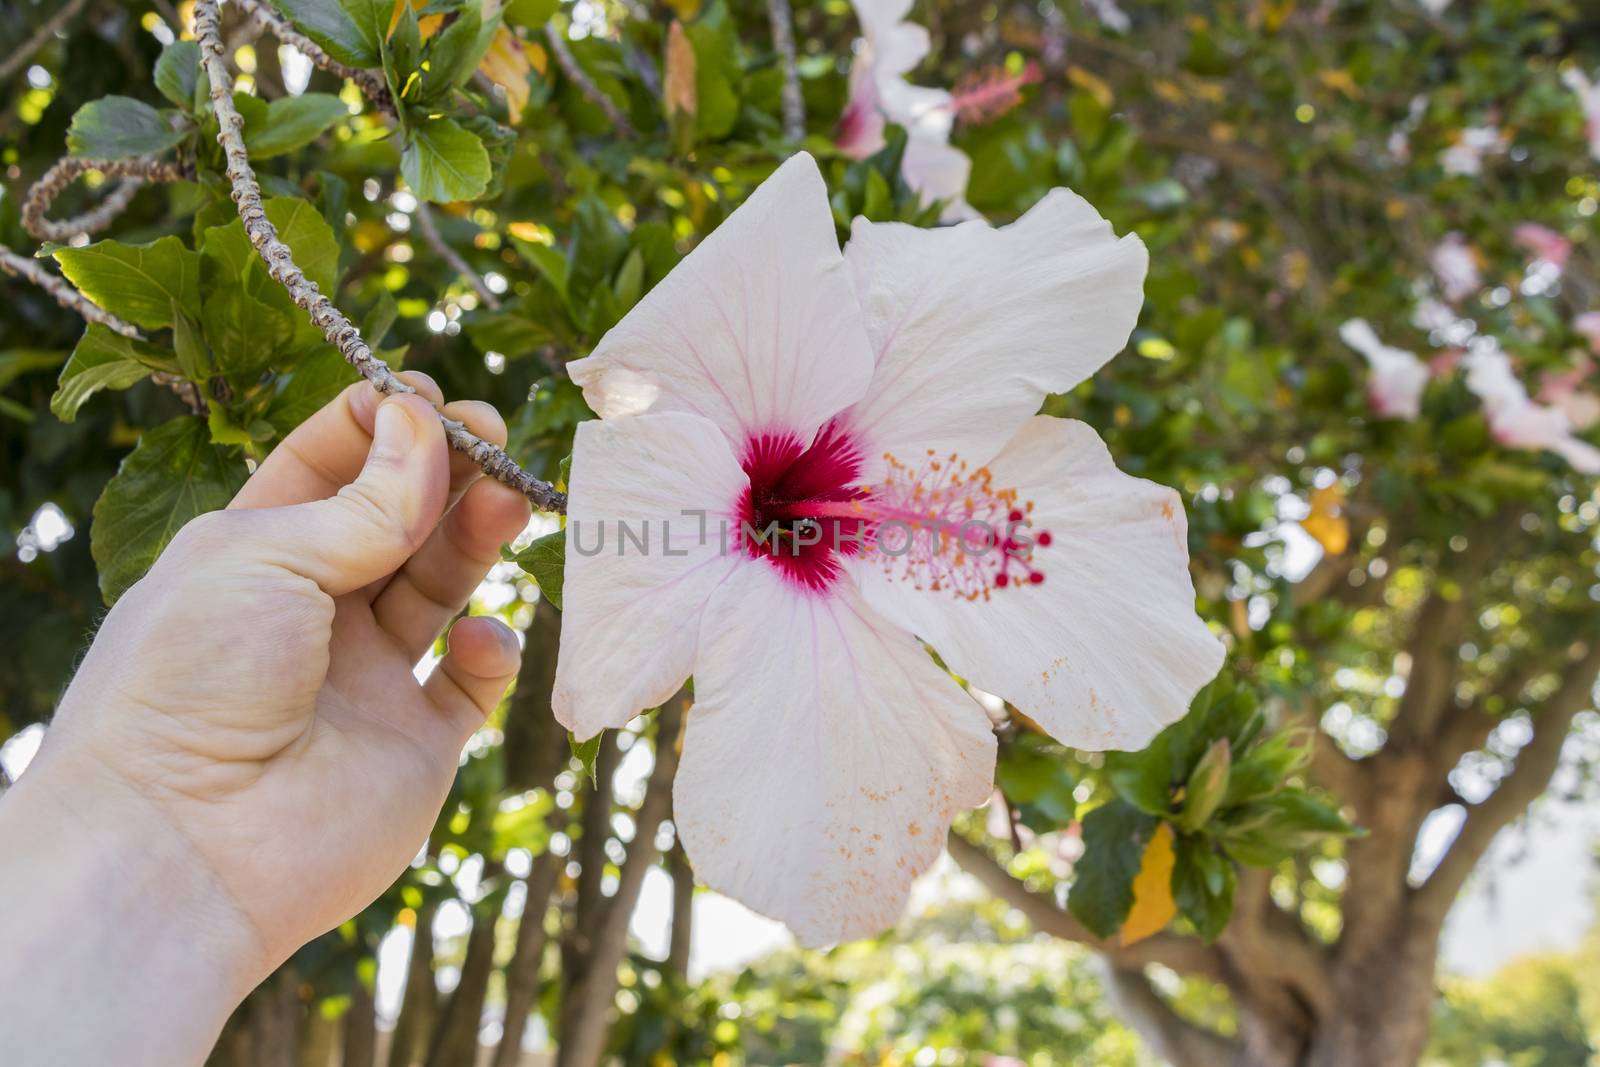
[0,741,269,1066]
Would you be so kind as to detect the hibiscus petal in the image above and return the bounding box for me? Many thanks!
[676,567,996,947]
[567,153,875,451]
[553,412,749,739]
[839,189,1147,476]
[857,417,1223,751]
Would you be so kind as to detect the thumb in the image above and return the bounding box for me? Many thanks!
[260,394,450,596]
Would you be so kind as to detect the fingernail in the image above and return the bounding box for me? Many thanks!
[372,397,417,461]
[493,621,521,656]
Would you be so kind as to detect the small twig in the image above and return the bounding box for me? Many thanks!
[543,24,635,136]
[765,0,805,141]
[22,157,193,244]
[0,0,90,85]
[414,203,501,310]
[232,0,394,116]
[0,246,208,414]
[0,246,140,339]
[196,0,564,513]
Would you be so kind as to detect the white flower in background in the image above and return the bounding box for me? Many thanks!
[837,0,979,222]
[1339,319,1430,419]
[1430,232,1482,304]
[1084,0,1132,33]
[1537,359,1600,432]
[1512,223,1572,271]
[1419,0,1453,13]
[1438,126,1506,177]
[1464,344,1600,473]
[1562,67,1600,162]
[553,154,1223,945]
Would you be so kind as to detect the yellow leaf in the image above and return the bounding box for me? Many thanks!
[1067,65,1114,109]
[664,20,697,120]
[479,26,533,123]
[1152,79,1185,105]
[1300,484,1350,556]
[1317,68,1359,98]
[1120,823,1178,946]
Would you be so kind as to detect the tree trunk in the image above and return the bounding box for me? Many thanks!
[425,872,505,1067]
[492,846,564,1067]
[387,901,438,1067]
[556,693,687,1067]
[343,972,378,1067]
[666,841,693,980]
[1302,933,1439,1067]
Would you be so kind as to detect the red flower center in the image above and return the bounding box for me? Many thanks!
[735,422,1051,597]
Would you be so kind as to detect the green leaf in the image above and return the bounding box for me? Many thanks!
[1178,738,1232,832]
[266,349,359,436]
[269,0,382,66]
[1105,738,1176,817]
[504,0,559,29]
[154,41,201,111]
[686,20,739,141]
[91,418,248,604]
[51,325,170,422]
[569,730,603,785]
[421,7,488,101]
[509,527,565,609]
[0,349,68,392]
[202,284,295,382]
[66,97,188,159]
[55,236,201,332]
[339,0,393,54]
[1220,791,1359,867]
[362,292,399,349]
[172,306,211,381]
[243,94,350,159]
[1172,834,1235,942]
[401,118,491,203]
[1067,800,1158,940]
[207,405,257,446]
[200,197,341,302]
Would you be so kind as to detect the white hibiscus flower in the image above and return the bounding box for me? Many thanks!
[836,0,979,222]
[1464,343,1600,474]
[548,154,1223,946]
[1338,319,1431,420]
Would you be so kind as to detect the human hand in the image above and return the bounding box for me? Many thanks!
[1,374,530,1063]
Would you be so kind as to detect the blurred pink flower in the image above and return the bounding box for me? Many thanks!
[1512,223,1572,270]
[1538,359,1600,431]
[556,154,1221,944]
[1574,312,1600,354]
[1465,346,1600,473]
[839,0,978,222]
[1430,233,1482,304]
[1339,319,1430,419]
[1563,68,1600,162]
[1429,348,1464,376]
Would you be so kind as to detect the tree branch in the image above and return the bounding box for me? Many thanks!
[414,203,501,310]
[945,831,1230,984]
[765,0,805,141]
[1411,640,1600,922]
[195,0,565,512]
[21,156,192,244]
[544,24,635,137]
[0,0,90,85]
[1101,964,1241,1067]
[232,0,393,115]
